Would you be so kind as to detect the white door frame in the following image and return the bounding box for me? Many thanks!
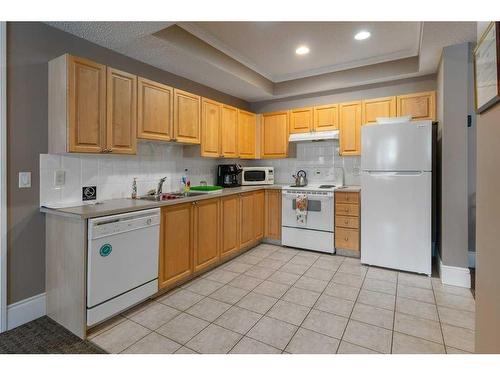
[0,21,7,333]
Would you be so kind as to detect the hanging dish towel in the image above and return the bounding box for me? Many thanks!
[296,194,308,225]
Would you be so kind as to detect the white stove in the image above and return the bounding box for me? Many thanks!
[281,184,339,254]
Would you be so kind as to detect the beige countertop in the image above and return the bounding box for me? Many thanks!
[40,184,360,219]
[40,185,283,219]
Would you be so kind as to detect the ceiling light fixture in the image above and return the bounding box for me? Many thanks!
[295,46,310,55]
[354,31,371,41]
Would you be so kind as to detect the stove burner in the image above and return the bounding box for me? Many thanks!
[319,185,336,188]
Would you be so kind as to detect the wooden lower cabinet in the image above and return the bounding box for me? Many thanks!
[239,192,255,248]
[220,194,240,260]
[334,191,361,254]
[265,189,281,240]
[193,199,220,273]
[159,203,193,290]
[253,190,265,241]
[158,190,267,292]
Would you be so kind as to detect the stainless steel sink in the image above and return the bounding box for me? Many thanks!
[137,191,206,201]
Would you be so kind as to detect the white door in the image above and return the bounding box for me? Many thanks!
[361,121,432,172]
[361,171,432,275]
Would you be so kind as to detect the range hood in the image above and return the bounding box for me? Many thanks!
[289,130,339,142]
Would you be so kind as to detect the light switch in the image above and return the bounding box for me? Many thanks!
[18,172,31,188]
[54,170,65,187]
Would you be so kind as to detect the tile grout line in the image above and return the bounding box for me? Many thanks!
[390,272,399,354]
[226,246,326,353]
[432,278,448,354]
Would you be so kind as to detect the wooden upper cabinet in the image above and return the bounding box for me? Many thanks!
[362,96,396,125]
[201,98,221,157]
[253,190,265,241]
[261,111,289,159]
[174,89,201,144]
[221,105,239,158]
[106,67,137,154]
[220,195,240,260]
[137,77,173,141]
[66,55,106,153]
[313,104,339,131]
[339,101,362,156]
[193,199,220,273]
[238,110,256,159]
[290,107,313,134]
[159,204,193,290]
[396,91,436,121]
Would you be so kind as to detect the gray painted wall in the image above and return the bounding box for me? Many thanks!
[435,42,475,268]
[6,22,250,304]
[250,75,436,113]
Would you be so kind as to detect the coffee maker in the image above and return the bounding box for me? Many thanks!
[217,164,242,187]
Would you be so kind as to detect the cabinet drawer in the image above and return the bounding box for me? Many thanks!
[335,228,359,251]
[336,215,359,229]
[335,203,359,217]
[335,192,359,204]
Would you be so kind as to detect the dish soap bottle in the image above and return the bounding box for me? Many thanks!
[181,169,191,194]
[131,177,137,199]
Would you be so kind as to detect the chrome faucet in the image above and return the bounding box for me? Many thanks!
[157,177,167,195]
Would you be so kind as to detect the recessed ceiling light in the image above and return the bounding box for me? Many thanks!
[354,31,371,41]
[295,46,310,55]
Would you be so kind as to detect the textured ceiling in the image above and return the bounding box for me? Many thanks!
[45,21,477,102]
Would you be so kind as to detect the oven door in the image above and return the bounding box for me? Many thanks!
[281,191,334,232]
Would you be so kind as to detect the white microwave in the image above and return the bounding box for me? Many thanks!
[241,167,274,185]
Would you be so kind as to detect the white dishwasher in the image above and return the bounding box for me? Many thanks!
[87,208,160,326]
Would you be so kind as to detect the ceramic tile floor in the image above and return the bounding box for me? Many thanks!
[88,244,476,354]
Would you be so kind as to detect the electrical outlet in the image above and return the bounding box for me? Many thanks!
[18,172,31,188]
[54,170,65,187]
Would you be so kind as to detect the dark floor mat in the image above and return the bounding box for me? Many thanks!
[0,316,106,354]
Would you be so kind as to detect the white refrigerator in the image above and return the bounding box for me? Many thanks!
[361,120,432,275]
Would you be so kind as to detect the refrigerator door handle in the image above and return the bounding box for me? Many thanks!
[366,171,424,176]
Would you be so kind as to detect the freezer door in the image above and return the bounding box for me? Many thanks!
[360,171,432,275]
[361,121,432,172]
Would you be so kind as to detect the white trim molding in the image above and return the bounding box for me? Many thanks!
[437,254,471,288]
[7,293,46,330]
[0,21,8,333]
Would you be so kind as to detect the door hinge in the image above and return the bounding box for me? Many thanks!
[467,115,472,128]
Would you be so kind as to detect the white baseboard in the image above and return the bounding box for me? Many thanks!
[468,251,476,269]
[437,254,471,288]
[7,293,46,330]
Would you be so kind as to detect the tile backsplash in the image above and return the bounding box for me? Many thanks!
[40,140,359,206]
[250,140,361,186]
[39,142,241,206]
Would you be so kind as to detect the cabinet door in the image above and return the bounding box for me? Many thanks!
[221,105,239,158]
[362,96,396,125]
[253,190,265,241]
[261,111,289,159]
[339,101,362,156]
[137,77,173,141]
[201,98,221,157]
[238,110,256,159]
[159,204,193,290]
[239,192,255,248]
[193,199,220,273]
[68,55,106,153]
[174,89,201,144]
[265,190,282,240]
[221,195,240,260]
[313,104,338,131]
[290,107,313,134]
[396,91,436,121]
[106,67,137,154]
